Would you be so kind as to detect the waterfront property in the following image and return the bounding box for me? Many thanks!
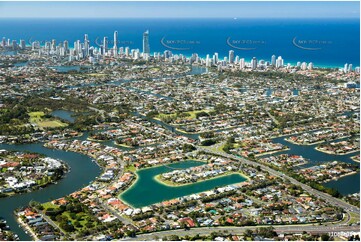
[0,17,359,240]
[16,206,62,241]
[119,160,247,208]
[0,150,68,197]
[298,161,359,183]
[316,138,360,155]
[157,157,248,186]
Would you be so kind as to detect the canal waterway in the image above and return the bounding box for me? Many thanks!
[0,65,358,239]
[119,160,247,208]
[51,110,76,123]
[266,135,360,195]
[0,142,101,241]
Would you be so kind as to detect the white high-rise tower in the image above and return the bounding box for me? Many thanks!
[143,30,150,55]
[113,31,118,56]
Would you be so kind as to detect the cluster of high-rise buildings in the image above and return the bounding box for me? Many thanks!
[1,37,26,50]
[38,30,151,63]
[0,31,151,63]
[1,32,359,73]
[344,63,359,73]
[205,52,307,71]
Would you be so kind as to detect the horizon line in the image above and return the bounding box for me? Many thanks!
[0,16,359,19]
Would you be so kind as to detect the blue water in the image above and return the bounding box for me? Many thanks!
[266,136,360,195]
[51,110,75,123]
[0,18,359,68]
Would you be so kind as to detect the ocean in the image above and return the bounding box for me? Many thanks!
[0,18,359,68]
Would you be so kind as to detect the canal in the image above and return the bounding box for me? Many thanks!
[0,142,101,240]
[120,160,247,208]
[267,135,360,195]
[0,65,358,239]
[51,110,76,123]
[0,65,208,239]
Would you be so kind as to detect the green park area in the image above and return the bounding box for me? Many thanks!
[155,109,212,123]
[28,111,68,128]
[41,201,100,233]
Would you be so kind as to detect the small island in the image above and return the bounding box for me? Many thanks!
[156,159,248,186]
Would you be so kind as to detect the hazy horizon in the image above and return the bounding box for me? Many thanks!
[0,1,359,19]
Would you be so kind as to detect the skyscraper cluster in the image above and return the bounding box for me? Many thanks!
[0,37,26,50]
[1,34,359,73]
[17,30,151,62]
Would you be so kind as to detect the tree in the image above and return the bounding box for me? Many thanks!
[201,139,217,146]
[182,144,196,152]
[59,221,75,232]
[256,226,276,238]
[321,234,330,241]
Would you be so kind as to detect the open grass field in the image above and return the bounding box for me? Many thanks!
[206,143,226,153]
[42,202,59,210]
[28,111,68,128]
[37,120,67,128]
[124,165,136,173]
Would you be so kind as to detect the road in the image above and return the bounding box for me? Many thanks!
[95,197,137,227]
[123,224,360,240]
[198,145,360,214]
[32,207,70,240]
[125,116,360,215]
[89,107,360,236]
[264,105,280,125]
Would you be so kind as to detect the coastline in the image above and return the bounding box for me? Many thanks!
[121,173,250,210]
[118,159,249,208]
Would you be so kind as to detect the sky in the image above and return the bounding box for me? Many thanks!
[0,1,359,19]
